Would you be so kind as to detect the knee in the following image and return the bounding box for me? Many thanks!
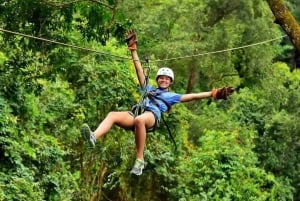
[134,116,146,127]
[106,111,119,120]
[107,111,117,116]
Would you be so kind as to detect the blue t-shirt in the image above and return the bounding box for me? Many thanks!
[141,85,182,120]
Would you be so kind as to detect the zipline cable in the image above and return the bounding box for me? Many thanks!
[0,27,287,63]
[0,27,132,61]
[156,35,287,62]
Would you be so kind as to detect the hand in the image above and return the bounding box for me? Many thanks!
[212,87,235,100]
[125,29,138,50]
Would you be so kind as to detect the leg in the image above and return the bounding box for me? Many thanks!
[130,111,156,175]
[133,111,156,160]
[93,111,134,139]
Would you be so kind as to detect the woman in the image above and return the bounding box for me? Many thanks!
[81,30,234,176]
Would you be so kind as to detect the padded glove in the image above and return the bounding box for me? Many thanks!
[125,29,138,50]
[212,87,235,100]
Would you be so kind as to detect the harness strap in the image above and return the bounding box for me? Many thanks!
[135,59,177,150]
[161,114,177,151]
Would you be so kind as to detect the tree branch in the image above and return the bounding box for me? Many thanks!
[267,0,300,53]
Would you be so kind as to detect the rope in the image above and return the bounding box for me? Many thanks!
[0,27,286,63]
[155,35,287,62]
[0,27,132,61]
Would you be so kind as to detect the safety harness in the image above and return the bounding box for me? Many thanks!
[131,58,177,150]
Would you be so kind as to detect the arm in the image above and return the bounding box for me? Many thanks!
[130,50,146,88]
[180,87,235,102]
[180,91,213,102]
[126,30,146,88]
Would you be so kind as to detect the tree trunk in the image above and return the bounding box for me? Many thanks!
[267,0,300,67]
[267,0,300,51]
[186,59,197,93]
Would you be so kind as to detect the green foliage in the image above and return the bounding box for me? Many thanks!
[170,129,293,201]
[253,64,300,200]
[0,0,299,201]
[0,50,7,67]
[0,77,79,200]
[119,0,280,91]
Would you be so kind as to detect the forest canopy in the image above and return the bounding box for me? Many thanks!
[0,0,300,201]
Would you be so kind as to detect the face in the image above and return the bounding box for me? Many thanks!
[157,75,172,89]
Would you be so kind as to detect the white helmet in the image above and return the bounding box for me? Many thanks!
[156,67,174,82]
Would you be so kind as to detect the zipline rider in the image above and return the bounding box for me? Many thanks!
[81,30,235,176]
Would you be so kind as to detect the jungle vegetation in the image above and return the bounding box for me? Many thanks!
[0,0,300,200]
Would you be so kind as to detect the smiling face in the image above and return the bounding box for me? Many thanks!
[156,75,172,89]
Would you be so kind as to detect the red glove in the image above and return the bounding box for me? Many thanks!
[125,29,138,50]
[212,87,235,100]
